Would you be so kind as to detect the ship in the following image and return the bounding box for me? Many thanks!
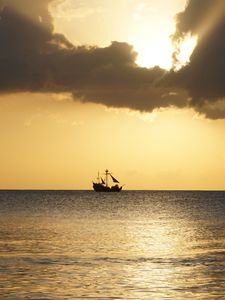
[93,169,123,192]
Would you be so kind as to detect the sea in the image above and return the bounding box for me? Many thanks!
[0,190,225,299]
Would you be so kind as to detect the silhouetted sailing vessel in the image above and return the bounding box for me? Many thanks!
[93,170,123,192]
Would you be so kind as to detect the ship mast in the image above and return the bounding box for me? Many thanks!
[105,169,109,187]
[97,171,100,184]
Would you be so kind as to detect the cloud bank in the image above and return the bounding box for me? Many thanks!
[172,0,225,119]
[1,0,225,118]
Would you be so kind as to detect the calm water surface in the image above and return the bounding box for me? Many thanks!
[0,190,225,299]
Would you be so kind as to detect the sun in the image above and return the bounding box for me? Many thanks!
[131,35,197,71]
[132,38,173,70]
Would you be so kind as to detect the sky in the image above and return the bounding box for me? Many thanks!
[1,0,225,190]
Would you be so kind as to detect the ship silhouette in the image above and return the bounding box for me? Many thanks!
[93,169,122,192]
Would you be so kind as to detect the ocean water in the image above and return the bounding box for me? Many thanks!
[0,190,225,299]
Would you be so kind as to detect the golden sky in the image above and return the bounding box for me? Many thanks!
[1,0,225,190]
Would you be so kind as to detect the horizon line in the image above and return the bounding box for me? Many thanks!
[0,189,225,192]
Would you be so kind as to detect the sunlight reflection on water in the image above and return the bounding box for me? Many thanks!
[0,190,225,299]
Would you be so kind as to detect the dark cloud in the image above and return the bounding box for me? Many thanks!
[0,0,189,113]
[172,0,225,118]
[1,0,225,118]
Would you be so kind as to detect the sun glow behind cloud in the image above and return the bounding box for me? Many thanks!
[51,0,188,70]
[129,20,197,70]
[173,35,198,70]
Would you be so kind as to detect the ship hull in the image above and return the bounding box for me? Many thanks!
[93,183,122,192]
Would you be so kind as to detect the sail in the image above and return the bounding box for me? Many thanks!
[110,174,119,183]
[101,177,105,184]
